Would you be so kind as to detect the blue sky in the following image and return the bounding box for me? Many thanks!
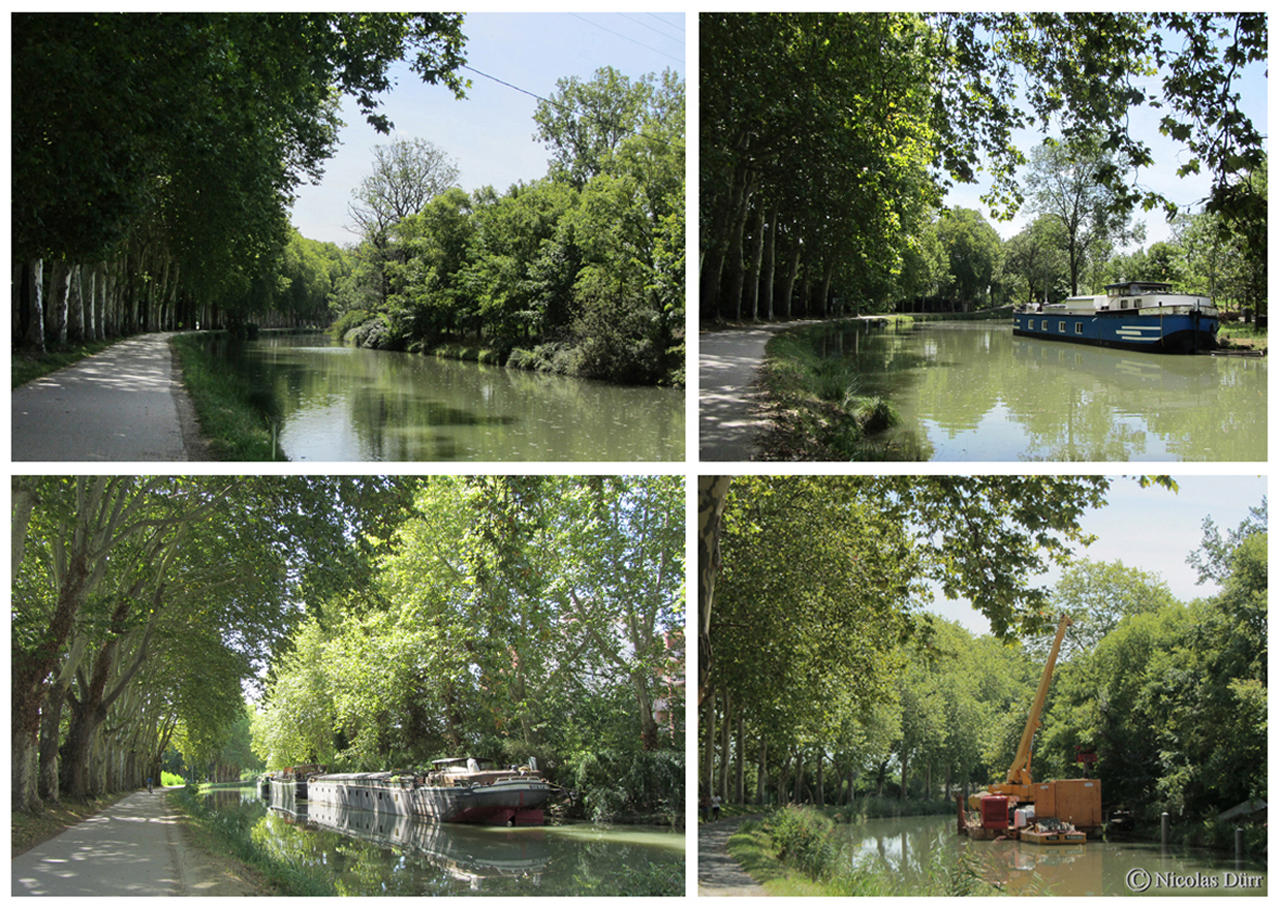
[289,12,686,246]
[931,475,1268,635]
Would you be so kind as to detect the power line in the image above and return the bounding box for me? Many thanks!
[461,63,684,154]
[618,12,684,44]
[569,13,684,66]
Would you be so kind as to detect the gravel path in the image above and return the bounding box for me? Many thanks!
[13,333,209,461]
[11,788,259,896]
[697,816,768,896]
[698,323,793,461]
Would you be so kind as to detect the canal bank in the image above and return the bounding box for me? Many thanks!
[11,788,264,896]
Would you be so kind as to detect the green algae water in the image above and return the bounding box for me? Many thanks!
[207,787,684,896]
[203,332,684,461]
[811,322,1265,461]
[840,814,1266,896]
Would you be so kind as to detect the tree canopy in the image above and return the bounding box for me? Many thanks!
[12,13,468,349]
[701,12,1266,320]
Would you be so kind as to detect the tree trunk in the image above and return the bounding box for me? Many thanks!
[725,173,753,320]
[22,258,45,353]
[756,735,768,805]
[744,205,765,321]
[734,711,745,804]
[701,683,716,795]
[760,213,776,321]
[718,689,732,800]
[778,239,801,320]
[46,258,70,345]
[66,264,85,342]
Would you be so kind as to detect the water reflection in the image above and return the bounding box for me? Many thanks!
[813,322,1265,461]
[841,814,1266,896]
[204,333,684,461]
[305,800,552,891]
[201,785,682,896]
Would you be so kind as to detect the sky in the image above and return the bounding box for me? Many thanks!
[288,12,686,246]
[943,28,1269,250]
[929,474,1268,636]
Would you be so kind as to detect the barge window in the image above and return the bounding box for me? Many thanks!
[1074,323,1084,335]
[1041,319,1048,331]
[1058,321,1066,333]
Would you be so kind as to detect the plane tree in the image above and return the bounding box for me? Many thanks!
[12,13,468,350]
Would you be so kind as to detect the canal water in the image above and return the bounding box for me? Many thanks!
[203,333,684,461]
[814,322,1266,461]
[841,814,1266,896]
[207,787,684,896]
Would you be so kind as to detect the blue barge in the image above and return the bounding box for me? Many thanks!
[1014,281,1218,353]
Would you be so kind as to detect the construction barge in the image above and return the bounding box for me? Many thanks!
[958,615,1101,845]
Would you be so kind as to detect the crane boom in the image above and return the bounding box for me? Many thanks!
[1005,614,1072,787]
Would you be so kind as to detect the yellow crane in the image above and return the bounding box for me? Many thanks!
[961,614,1102,840]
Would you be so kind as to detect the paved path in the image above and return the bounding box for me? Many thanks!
[699,324,794,461]
[11,788,257,896]
[698,817,767,896]
[13,333,209,461]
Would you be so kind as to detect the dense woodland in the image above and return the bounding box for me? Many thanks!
[13,13,684,388]
[12,14,467,349]
[12,476,684,823]
[329,69,686,386]
[698,477,1267,827]
[701,13,1267,321]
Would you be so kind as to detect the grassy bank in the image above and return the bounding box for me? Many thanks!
[758,322,925,460]
[170,333,284,461]
[12,337,120,389]
[1217,321,1268,352]
[728,805,1002,896]
[174,784,332,895]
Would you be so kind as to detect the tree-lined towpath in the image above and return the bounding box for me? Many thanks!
[11,788,259,896]
[698,816,767,896]
[12,333,209,461]
[699,322,794,461]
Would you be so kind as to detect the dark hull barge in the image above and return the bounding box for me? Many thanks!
[307,758,550,827]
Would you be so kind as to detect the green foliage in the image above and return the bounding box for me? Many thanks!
[251,476,685,815]
[567,750,684,822]
[12,13,467,333]
[767,806,839,879]
[338,66,685,386]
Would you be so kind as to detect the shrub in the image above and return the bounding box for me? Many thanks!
[767,805,839,879]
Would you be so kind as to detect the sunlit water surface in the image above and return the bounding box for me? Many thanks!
[813,322,1265,461]
[206,333,684,461]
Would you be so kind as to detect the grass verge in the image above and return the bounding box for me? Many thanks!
[733,806,1005,896]
[173,784,334,895]
[1217,322,1268,352]
[12,338,119,389]
[758,323,926,460]
[170,333,284,461]
[11,792,132,857]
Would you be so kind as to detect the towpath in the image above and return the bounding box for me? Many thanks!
[12,332,209,462]
[699,323,794,461]
[698,816,768,896]
[11,788,259,896]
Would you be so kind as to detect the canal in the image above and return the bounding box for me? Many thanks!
[814,321,1266,461]
[203,332,685,461]
[207,787,684,896]
[842,814,1266,896]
